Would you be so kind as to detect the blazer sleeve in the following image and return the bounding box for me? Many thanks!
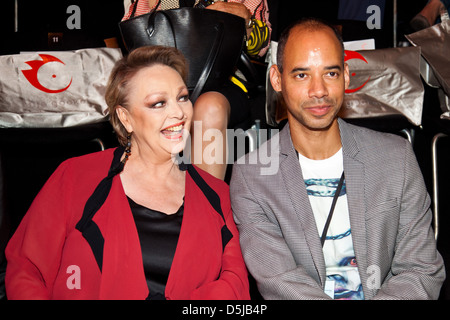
[372,139,445,300]
[190,187,250,300]
[5,162,72,299]
[230,164,331,300]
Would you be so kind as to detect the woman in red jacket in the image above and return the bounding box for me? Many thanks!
[5,46,250,300]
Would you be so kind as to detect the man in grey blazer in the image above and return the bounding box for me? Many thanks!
[230,18,445,299]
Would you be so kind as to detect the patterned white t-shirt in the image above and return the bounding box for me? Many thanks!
[298,149,364,300]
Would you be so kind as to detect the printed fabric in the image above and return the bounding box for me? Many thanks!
[298,149,364,300]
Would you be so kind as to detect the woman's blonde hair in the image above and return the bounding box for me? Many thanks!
[105,45,188,145]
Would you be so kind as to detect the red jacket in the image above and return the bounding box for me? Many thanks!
[5,148,250,300]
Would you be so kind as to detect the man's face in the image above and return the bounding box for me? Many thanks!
[270,26,350,132]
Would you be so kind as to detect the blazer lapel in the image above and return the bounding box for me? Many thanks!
[338,119,370,298]
[278,124,327,286]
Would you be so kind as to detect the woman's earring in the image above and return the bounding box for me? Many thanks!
[122,133,132,163]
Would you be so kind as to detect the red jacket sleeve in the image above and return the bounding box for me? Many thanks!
[5,161,73,299]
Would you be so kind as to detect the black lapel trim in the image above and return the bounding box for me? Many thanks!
[76,156,232,271]
[75,146,125,272]
[185,164,233,251]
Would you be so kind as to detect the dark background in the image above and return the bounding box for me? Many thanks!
[0,0,426,54]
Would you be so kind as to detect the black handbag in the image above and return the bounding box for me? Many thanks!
[119,2,246,102]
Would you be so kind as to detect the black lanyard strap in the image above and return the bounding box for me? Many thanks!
[320,171,345,247]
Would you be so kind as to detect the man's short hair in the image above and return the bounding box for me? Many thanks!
[276,17,345,73]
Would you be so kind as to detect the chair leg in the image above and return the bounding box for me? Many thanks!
[431,133,447,240]
[91,138,105,151]
[244,125,259,154]
[400,128,414,144]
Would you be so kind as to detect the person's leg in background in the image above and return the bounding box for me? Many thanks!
[410,0,450,30]
[191,91,231,180]
[190,82,250,180]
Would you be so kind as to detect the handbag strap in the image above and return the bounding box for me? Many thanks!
[146,8,177,47]
[130,0,161,18]
[190,21,225,101]
[320,171,345,247]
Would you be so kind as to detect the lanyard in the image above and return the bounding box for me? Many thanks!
[320,171,345,247]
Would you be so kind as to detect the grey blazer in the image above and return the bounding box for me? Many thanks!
[230,118,445,300]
